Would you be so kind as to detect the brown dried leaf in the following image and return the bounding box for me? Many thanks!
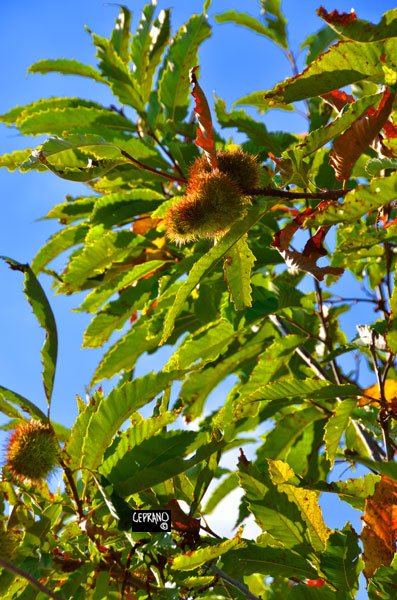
[322,89,354,112]
[361,475,397,579]
[330,89,396,181]
[190,66,218,170]
[271,209,344,281]
[317,7,357,25]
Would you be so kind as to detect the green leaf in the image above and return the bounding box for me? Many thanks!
[90,188,163,227]
[90,31,145,112]
[268,460,329,552]
[78,371,182,471]
[324,397,357,466]
[215,11,283,44]
[0,149,37,172]
[161,204,270,343]
[102,430,224,496]
[306,474,380,511]
[260,0,288,48]
[307,171,397,226]
[318,7,397,42]
[215,96,288,155]
[91,321,159,384]
[244,377,359,403]
[158,14,211,122]
[80,260,163,314]
[223,235,255,310]
[222,543,318,579]
[131,2,157,80]
[17,106,134,136]
[300,26,336,66]
[59,228,145,293]
[368,563,397,600]
[45,196,96,224]
[171,530,244,571]
[366,157,397,177]
[165,319,235,372]
[319,525,362,594]
[204,473,238,514]
[263,38,397,103]
[239,460,315,553]
[28,58,105,82]
[31,223,89,274]
[233,91,293,113]
[2,258,58,407]
[0,385,47,421]
[353,457,397,480]
[290,92,380,158]
[110,6,132,62]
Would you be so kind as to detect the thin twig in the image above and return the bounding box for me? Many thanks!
[246,186,350,200]
[120,150,187,184]
[369,335,395,461]
[211,564,261,600]
[59,458,85,520]
[314,279,343,385]
[147,128,186,180]
[0,556,62,600]
[269,314,385,462]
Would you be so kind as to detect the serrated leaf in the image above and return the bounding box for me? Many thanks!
[31,223,89,274]
[244,377,359,403]
[77,371,182,471]
[221,543,318,580]
[28,58,105,82]
[260,0,288,49]
[91,320,160,384]
[110,6,131,62]
[223,235,255,310]
[269,460,329,552]
[263,38,397,104]
[2,258,57,407]
[171,529,244,571]
[318,7,397,42]
[158,14,211,122]
[102,430,224,497]
[161,204,270,343]
[90,31,145,112]
[324,397,357,466]
[308,474,380,511]
[0,149,37,172]
[307,171,397,226]
[90,188,163,227]
[45,196,96,224]
[319,525,362,594]
[0,385,47,421]
[59,229,145,293]
[165,319,234,372]
[300,26,336,66]
[368,563,397,600]
[215,9,286,48]
[17,106,134,136]
[203,473,238,514]
[141,9,171,105]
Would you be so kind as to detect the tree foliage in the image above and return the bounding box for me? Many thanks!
[1,2,397,598]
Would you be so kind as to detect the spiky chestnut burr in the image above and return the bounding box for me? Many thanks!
[188,149,260,194]
[165,171,247,244]
[5,420,59,485]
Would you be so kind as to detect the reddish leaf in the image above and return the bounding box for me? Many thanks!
[330,89,396,180]
[190,66,218,170]
[361,475,397,579]
[317,7,357,25]
[322,89,354,112]
[271,209,344,281]
[384,119,397,139]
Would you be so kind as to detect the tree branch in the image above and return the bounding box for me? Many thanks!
[269,314,385,462]
[369,336,395,461]
[120,150,187,185]
[211,564,261,600]
[0,557,62,600]
[245,187,350,200]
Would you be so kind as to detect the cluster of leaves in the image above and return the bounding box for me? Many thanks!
[2,1,397,598]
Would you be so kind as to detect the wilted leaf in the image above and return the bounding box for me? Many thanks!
[361,475,397,579]
[330,89,395,180]
[318,7,397,42]
[189,67,217,169]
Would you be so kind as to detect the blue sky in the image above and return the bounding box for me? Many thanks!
[0,2,396,594]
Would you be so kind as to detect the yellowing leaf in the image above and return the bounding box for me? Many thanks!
[361,475,397,579]
[359,379,397,412]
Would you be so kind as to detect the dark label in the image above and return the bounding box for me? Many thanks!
[131,510,171,532]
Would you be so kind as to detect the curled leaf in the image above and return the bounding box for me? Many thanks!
[271,209,344,281]
[361,475,397,579]
[317,7,357,26]
[330,89,395,180]
[190,66,218,170]
[322,89,354,112]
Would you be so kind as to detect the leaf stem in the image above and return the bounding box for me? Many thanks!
[120,150,187,184]
[0,556,62,600]
[59,458,85,520]
[369,336,395,461]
